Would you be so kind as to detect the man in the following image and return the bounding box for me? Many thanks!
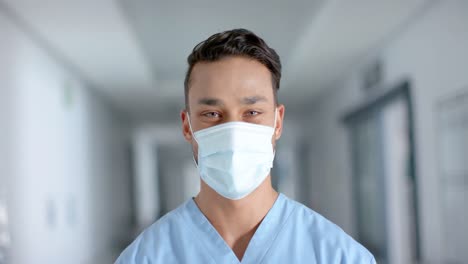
[116,28,376,263]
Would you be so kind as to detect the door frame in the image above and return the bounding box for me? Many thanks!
[342,79,421,262]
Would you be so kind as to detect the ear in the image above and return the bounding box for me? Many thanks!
[181,110,193,142]
[274,104,285,140]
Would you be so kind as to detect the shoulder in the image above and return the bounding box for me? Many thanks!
[282,196,376,263]
[114,203,188,264]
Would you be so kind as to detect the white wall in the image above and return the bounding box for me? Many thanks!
[0,8,132,264]
[304,1,468,263]
[0,36,13,202]
[0,24,15,262]
[383,2,468,262]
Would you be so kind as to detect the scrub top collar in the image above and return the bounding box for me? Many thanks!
[180,193,295,264]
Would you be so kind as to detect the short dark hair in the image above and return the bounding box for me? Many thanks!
[184,28,282,109]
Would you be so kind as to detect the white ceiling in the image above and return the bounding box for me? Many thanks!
[2,0,428,121]
[119,0,325,80]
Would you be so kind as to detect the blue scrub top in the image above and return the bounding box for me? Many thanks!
[115,193,376,264]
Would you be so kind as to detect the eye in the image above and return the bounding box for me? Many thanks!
[245,110,261,116]
[202,111,221,118]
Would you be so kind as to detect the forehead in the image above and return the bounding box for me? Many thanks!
[188,56,274,105]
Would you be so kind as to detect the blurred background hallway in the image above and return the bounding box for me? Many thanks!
[0,0,467,263]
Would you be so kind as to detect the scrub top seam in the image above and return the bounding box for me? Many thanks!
[176,204,220,264]
[254,202,297,264]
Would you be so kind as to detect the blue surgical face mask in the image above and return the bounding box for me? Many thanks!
[187,110,277,200]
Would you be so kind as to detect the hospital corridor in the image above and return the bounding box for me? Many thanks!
[1,0,467,263]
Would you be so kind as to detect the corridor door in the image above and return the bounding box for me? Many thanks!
[345,81,419,264]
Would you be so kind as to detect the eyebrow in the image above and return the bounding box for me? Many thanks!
[198,97,224,106]
[240,96,268,105]
[197,96,268,106]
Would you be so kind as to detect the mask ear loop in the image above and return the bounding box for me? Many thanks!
[186,112,196,140]
[273,107,278,130]
[272,107,278,158]
[186,112,199,167]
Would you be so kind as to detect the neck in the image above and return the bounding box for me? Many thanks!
[194,175,278,260]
